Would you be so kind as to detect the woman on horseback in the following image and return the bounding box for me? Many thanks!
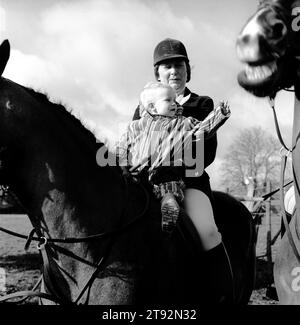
[116,81,230,234]
[132,38,235,304]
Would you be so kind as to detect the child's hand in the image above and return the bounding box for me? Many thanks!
[219,100,230,115]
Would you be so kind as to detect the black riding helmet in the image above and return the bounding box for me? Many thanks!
[153,38,191,82]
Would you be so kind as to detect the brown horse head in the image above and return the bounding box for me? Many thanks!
[236,0,300,98]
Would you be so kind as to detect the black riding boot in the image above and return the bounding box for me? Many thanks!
[203,242,235,304]
[176,213,235,304]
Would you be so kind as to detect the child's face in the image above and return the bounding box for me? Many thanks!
[153,88,177,117]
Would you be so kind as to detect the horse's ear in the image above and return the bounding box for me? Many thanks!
[0,40,10,77]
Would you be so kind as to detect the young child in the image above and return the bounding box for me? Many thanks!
[115,82,230,234]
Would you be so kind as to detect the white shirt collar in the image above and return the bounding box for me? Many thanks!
[176,92,191,106]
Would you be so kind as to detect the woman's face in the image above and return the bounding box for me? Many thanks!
[157,59,188,95]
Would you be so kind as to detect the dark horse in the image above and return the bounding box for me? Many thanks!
[236,0,300,304]
[0,39,255,305]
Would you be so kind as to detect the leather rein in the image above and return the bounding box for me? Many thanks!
[0,175,150,305]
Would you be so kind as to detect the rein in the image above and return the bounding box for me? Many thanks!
[0,175,150,305]
[268,95,300,263]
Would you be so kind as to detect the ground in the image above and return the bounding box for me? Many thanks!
[248,209,281,305]
[0,213,281,305]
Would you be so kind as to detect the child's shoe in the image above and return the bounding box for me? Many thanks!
[161,193,180,233]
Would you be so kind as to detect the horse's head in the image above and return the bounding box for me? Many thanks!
[0,40,41,192]
[236,0,300,97]
[0,40,99,204]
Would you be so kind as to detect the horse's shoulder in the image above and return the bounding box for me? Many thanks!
[212,190,254,232]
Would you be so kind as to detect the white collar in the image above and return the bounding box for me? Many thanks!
[176,93,191,106]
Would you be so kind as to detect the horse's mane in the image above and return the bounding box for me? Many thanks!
[14,83,121,184]
[14,83,124,200]
[20,85,99,144]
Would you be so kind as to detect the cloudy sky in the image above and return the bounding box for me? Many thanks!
[0,0,294,189]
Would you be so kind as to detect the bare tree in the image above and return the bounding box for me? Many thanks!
[220,127,292,197]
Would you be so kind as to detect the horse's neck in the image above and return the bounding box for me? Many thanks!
[43,166,124,237]
[15,142,124,238]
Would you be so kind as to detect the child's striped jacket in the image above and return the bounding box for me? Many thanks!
[115,103,230,177]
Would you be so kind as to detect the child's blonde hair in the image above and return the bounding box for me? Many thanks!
[139,82,174,114]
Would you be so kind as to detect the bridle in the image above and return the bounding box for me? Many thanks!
[0,175,150,305]
[268,94,300,263]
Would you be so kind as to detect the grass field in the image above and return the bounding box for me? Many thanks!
[0,214,41,304]
[0,213,282,305]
